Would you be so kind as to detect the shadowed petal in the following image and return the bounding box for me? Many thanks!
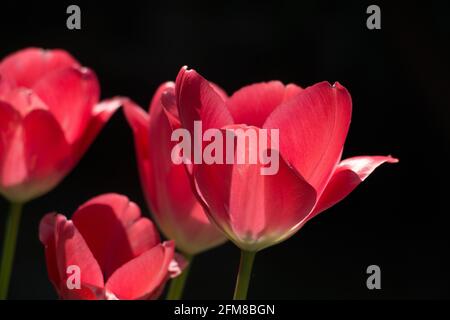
[54,215,104,296]
[0,101,21,179]
[227,81,286,127]
[22,109,71,182]
[39,213,62,294]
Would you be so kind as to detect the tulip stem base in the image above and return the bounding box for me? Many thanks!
[166,253,194,300]
[0,202,23,300]
[233,250,256,300]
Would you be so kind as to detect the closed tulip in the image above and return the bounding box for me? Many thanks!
[123,84,226,256]
[0,48,121,203]
[175,66,398,299]
[39,193,181,300]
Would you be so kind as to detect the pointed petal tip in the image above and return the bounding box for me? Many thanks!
[94,96,123,114]
[161,81,176,89]
[386,155,399,163]
[176,65,200,81]
[176,65,189,79]
[122,98,149,133]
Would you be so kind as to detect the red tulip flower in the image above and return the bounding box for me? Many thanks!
[176,66,397,251]
[39,193,181,300]
[0,48,121,203]
[123,84,226,255]
[175,66,398,299]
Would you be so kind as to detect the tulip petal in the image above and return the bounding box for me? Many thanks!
[0,76,13,96]
[123,99,154,208]
[22,109,71,184]
[227,81,300,127]
[0,101,21,176]
[310,155,399,217]
[0,48,79,88]
[72,97,122,159]
[0,87,48,117]
[54,215,104,293]
[284,83,304,99]
[0,126,27,193]
[40,214,104,300]
[39,213,62,293]
[168,253,189,278]
[32,66,100,143]
[193,126,316,251]
[264,81,352,195]
[59,284,105,300]
[176,66,233,134]
[210,83,229,101]
[105,241,175,300]
[156,82,181,128]
[72,193,160,279]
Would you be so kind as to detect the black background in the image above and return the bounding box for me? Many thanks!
[0,0,448,300]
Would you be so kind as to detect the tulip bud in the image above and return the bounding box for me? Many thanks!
[123,82,226,255]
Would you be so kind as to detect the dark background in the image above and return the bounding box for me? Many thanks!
[0,0,448,299]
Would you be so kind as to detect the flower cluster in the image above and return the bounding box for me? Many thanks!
[0,48,397,300]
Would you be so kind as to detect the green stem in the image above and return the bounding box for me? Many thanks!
[0,202,23,300]
[166,253,194,300]
[233,250,256,300]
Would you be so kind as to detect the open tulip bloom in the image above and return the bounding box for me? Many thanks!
[39,193,183,300]
[174,66,398,299]
[0,48,121,298]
